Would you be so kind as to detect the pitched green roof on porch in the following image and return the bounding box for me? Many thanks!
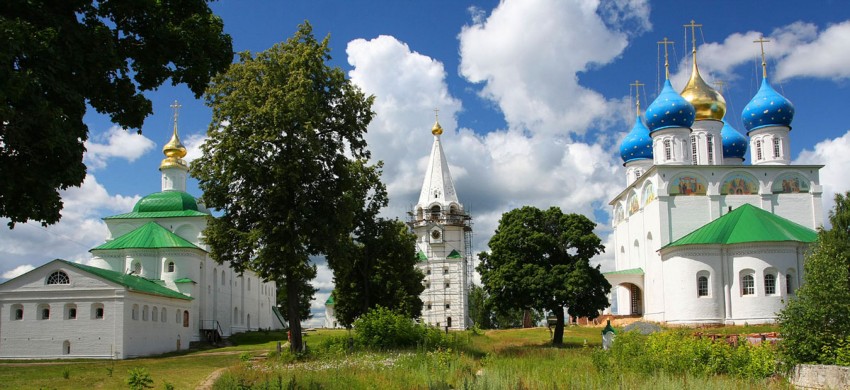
[447,250,462,259]
[91,222,202,251]
[60,260,192,300]
[416,251,428,262]
[603,268,644,276]
[663,204,817,249]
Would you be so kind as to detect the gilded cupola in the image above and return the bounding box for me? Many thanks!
[160,100,189,171]
[679,21,726,121]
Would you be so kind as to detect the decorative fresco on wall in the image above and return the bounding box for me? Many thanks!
[642,181,656,206]
[720,173,759,195]
[628,192,640,215]
[669,175,707,196]
[772,173,810,193]
[614,204,624,224]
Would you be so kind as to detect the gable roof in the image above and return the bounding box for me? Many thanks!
[663,204,818,249]
[91,222,202,251]
[447,250,462,259]
[59,260,192,300]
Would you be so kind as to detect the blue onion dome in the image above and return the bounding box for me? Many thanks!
[721,121,748,160]
[645,79,696,132]
[620,115,653,163]
[742,78,795,132]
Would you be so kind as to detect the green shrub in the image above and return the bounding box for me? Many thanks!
[352,306,456,351]
[126,367,154,390]
[61,367,70,379]
[598,330,778,379]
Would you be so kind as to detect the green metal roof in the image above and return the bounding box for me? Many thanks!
[174,278,196,284]
[416,251,428,262]
[603,268,644,276]
[91,222,202,251]
[105,191,209,219]
[663,204,817,249]
[271,306,287,328]
[325,294,334,305]
[59,260,192,300]
[447,250,462,259]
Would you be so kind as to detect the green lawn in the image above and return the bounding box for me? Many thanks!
[0,325,790,389]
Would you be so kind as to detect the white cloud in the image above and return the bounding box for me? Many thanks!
[458,0,646,136]
[1,264,35,279]
[182,132,208,163]
[794,129,850,227]
[0,174,140,280]
[84,126,156,170]
[776,20,850,81]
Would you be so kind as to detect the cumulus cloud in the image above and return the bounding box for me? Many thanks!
[84,126,156,170]
[0,174,140,280]
[182,132,208,163]
[458,0,646,136]
[1,264,35,279]
[794,129,850,227]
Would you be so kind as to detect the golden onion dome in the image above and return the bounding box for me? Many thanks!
[431,121,443,136]
[680,57,726,121]
[160,128,188,170]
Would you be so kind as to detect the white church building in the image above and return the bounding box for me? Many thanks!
[0,106,285,359]
[604,32,821,325]
[408,119,472,330]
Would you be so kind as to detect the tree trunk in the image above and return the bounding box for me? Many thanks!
[552,306,564,346]
[286,272,303,353]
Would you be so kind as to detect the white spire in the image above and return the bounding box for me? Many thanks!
[417,132,459,207]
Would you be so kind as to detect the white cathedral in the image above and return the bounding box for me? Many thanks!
[0,108,284,359]
[604,32,821,325]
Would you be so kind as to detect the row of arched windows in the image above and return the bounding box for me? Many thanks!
[10,302,104,321]
[695,269,796,298]
[131,304,189,327]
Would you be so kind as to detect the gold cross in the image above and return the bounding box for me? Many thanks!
[754,35,771,78]
[684,20,703,54]
[433,108,439,122]
[657,37,675,79]
[170,100,182,131]
[630,80,644,114]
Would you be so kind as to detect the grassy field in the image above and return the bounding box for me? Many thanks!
[0,325,791,389]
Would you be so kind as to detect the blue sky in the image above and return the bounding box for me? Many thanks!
[3,0,850,326]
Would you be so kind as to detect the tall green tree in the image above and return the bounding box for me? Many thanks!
[191,22,377,352]
[469,284,493,329]
[1,0,232,227]
[276,263,318,325]
[779,191,850,365]
[478,206,610,345]
[328,217,425,327]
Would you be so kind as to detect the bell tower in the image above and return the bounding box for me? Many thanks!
[409,114,472,330]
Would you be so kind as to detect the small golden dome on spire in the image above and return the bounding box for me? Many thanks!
[431,108,443,136]
[680,20,726,121]
[160,100,188,170]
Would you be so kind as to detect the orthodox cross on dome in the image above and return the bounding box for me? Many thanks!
[431,107,443,136]
[684,20,703,56]
[170,100,182,132]
[657,37,674,79]
[630,80,644,115]
[754,36,771,78]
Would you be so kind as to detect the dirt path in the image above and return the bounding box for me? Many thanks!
[196,366,229,390]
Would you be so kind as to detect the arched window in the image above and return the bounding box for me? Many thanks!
[161,307,166,323]
[773,137,781,158]
[764,273,777,295]
[742,274,755,296]
[183,310,189,327]
[222,270,226,285]
[690,135,698,164]
[11,304,23,321]
[756,140,763,161]
[38,304,50,320]
[92,303,104,319]
[167,261,175,273]
[65,303,77,320]
[663,139,672,161]
[132,304,139,320]
[786,270,796,294]
[152,306,158,322]
[47,271,69,285]
[63,340,71,355]
[430,205,441,220]
[707,134,715,164]
[697,275,709,297]
[447,317,452,328]
[142,305,149,321]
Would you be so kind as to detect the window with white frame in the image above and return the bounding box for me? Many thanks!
[664,139,672,161]
[167,261,175,272]
[47,271,69,285]
[697,275,709,297]
[742,274,755,296]
[707,134,715,164]
[756,140,763,161]
[691,135,698,164]
[765,273,777,295]
[773,137,781,158]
